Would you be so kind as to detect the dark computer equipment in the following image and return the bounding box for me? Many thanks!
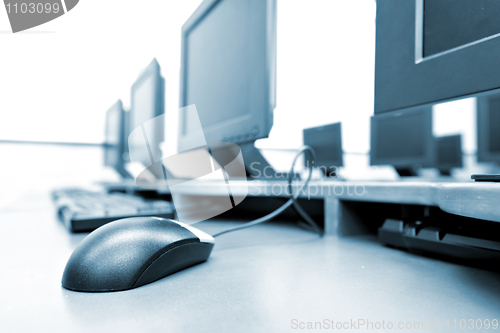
[377,0,500,182]
[62,217,214,291]
[474,94,500,181]
[52,189,174,232]
[303,123,343,177]
[52,60,171,233]
[434,134,463,176]
[179,0,277,178]
[129,58,165,167]
[375,0,500,259]
[477,94,500,164]
[376,0,500,115]
[60,145,319,292]
[103,100,130,178]
[378,219,500,265]
[370,107,434,177]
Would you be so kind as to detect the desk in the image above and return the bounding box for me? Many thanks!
[161,179,500,237]
[1,194,500,332]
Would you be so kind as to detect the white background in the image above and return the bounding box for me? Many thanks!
[0,0,480,175]
[0,0,482,202]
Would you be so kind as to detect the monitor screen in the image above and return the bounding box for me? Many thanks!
[179,0,276,150]
[129,59,164,165]
[423,0,500,58]
[370,107,434,168]
[185,0,252,129]
[303,123,343,173]
[131,76,156,130]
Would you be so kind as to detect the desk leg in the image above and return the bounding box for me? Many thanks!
[324,195,339,236]
[325,196,373,237]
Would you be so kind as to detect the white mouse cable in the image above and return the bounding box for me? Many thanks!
[211,145,320,238]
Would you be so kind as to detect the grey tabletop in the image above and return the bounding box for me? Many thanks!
[2,196,500,333]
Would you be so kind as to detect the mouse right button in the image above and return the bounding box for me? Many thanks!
[133,242,214,288]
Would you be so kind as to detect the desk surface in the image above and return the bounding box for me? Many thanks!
[2,195,500,332]
[164,178,500,224]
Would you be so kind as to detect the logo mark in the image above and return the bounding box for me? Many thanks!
[128,105,248,224]
[3,0,79,33]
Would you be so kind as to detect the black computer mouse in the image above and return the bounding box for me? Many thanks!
[61,217,214,292]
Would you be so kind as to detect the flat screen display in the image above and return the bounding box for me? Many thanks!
[104,103,122,168]
[488,96,500,153]
[423,0,500,57]
[303,123,342,169]
[376,113,426,159]
[435,135,461,167]
[185,0,254,131]
[131,76,156,130]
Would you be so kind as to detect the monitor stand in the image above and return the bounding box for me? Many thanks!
[239,142,295,180]
[395,168,418,177]
[438,169,451,177]
[320,168,338,178]
[116,167,133,179]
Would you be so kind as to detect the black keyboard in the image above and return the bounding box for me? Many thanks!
[378,219,500,263]
[52,188,175,232]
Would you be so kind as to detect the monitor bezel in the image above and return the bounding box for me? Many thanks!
[178,0,277,152]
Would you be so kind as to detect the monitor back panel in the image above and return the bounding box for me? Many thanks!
[435,134,463,170]
[303,123,343,172]
[370,107,434,168]
[477,94,500,163]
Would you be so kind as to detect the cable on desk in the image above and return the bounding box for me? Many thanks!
[287,147,323,235]
[212,145,321,238]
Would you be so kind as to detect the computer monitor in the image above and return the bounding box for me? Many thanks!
[375,0,500,115]
[129,59,165,166]
[303,123,343,177]
[103,100,130,178]
[477,94,500,164]
[179,0,277,178]
[370,106,434,176]
[435,134,463,176]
